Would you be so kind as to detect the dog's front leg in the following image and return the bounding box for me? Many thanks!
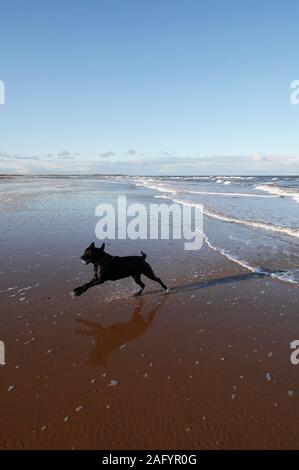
[73,278,103,296]
[73,281,94,296]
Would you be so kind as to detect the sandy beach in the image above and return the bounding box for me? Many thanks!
[1,176,299,449]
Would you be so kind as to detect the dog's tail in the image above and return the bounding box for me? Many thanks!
[140,251,147,259]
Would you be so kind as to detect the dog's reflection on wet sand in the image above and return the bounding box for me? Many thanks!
[75,298,164,367]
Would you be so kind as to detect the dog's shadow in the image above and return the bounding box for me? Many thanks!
[74,297,164,367]
[143,271,270,296]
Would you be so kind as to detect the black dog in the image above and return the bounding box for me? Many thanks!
[73,242,168,297]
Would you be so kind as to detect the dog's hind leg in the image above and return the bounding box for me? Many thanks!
[132,274,145,296]
[142,264,168,291]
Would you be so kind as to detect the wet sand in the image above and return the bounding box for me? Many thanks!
[1,177,299,449]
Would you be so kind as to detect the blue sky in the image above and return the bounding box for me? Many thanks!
[0,0,299,174]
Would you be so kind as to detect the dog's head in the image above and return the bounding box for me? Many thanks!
[80,242,106,265]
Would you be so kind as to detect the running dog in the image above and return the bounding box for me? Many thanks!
[73,242,168,297]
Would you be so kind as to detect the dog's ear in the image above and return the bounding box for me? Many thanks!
[100,242,105,250]
[90,242,95,249]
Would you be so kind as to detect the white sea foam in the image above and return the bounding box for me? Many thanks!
[134,178,177,194]
[162,195,299,240]
[187,190,275,198]
[153,195,299,286]
[136,177,276,199]
[136,178,299,286]
[202,220,298,285]
[256,184,299,203]
[141,178,299,240]
[221,176,255,180]
[203,207,299,239]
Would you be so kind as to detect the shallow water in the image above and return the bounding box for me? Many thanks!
[131,176,299,285]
